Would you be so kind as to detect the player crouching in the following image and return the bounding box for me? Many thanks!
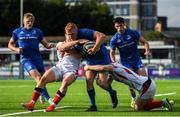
[84,62,175,111]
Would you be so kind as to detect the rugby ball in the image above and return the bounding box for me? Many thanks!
[83,41,96,53]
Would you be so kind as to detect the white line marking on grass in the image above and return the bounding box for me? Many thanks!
[155,92,176,97]
[0,85,28,88]
[0,106,72,117]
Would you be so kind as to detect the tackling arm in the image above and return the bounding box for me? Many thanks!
[57,39,88,51]
[84,64,114,72]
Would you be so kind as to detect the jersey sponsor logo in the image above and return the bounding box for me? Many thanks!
[19,36,38,40]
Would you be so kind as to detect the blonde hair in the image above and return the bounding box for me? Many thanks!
[23,12,35,20]
[65,22,78,33]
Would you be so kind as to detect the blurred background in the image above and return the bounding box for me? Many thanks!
[0,0,180,80]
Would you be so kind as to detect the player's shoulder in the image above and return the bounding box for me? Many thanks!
[32,27,43,32]
[126,28,139,34]
[79,28,94,31]
[79,28,95,34]
[111,32,121,40]
[13,27,23,33]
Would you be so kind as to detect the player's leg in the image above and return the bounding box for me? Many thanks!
[21,68,57,111]
[85,70,97,111]
[140,80,174,111]
[137,98,174,111]
[23,60,51,104]
[29,69,53,104]
[121,61,137,108]
[35,60,52,103]
[45,73,77,112]
[133,67,147,107]
[135,79,173,111]
[96,72,118,108]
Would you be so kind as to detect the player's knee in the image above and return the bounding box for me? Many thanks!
[39,76,47,86]
[134,104,144,111]
[134,104,140,111]
[96,78,104,86]
[96,79,108,88]
[86,77,94,85]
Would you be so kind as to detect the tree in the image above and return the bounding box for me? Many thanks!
[145,31,164,41]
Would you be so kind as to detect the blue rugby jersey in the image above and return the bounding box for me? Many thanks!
[12,27,43,61]
[77,28,111,65]
[110,28,141,62]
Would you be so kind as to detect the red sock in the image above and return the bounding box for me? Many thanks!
[31,90,42,104]
[53,90,65,105]
[53,94,62,105]
[144,100,163,110]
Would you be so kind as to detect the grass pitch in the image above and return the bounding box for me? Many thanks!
[0,79,180,116]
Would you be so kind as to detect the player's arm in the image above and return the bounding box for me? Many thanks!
[88,31,106,55]
[8,37,22,54]
[139,36,151,56]
[84,64,114,72]
[57,39,88,51]
[110,48,116,62]
[41,37,56,49]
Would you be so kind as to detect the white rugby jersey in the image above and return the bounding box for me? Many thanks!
[111,63,149,92]
[56,42,81,72]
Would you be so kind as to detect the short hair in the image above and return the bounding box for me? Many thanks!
[23,12,35,20]
[65,22,78,33]
[113,17,124,24]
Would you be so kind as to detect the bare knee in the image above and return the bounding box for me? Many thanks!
[96,78,108,88]
[134,104,144,111]
[38,76,47,87]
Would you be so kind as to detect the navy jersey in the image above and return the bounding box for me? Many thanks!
[77,28,111,65]
[110,28,141,62]
[12,27,43,61]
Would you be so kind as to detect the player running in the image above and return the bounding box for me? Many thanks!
[8,12,54,104]
[84,62,174,111]
[110,17,151,107]
[65,22,118,111]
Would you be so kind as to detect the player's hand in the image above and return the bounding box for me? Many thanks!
[87,47,99,55]
[144,50,151,56]
[17,47,23,54]
[84,65,89,71]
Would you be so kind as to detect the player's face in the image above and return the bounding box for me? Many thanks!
[65,28,78,41]
[114,23,125,34]
[23,17,34,29]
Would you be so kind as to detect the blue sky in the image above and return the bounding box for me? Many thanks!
[158,0,180,27]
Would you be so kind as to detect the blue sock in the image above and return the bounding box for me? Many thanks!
[87,88,96,107]
[42,87,51,100]
[105,85,115,96]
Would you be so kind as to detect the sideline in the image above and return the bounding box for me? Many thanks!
[0,106,72,117]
